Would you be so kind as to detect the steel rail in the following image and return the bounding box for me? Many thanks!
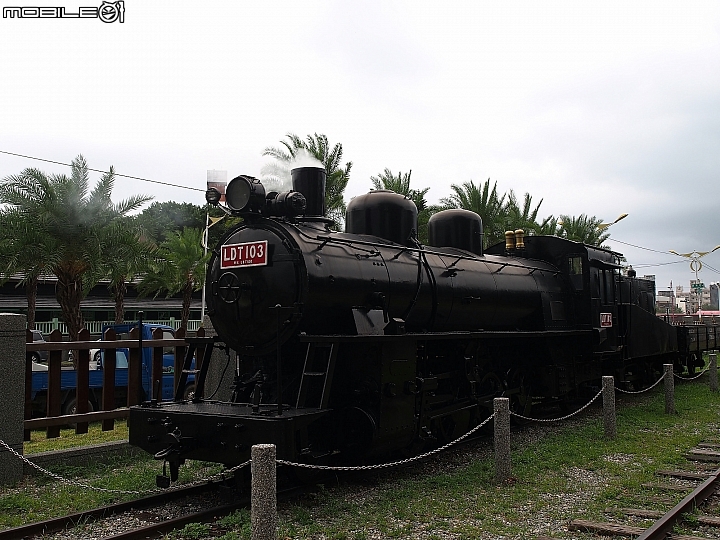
[102,484,307,540]
[0,481,218,540]
[636,466,720,540]
[102,499,249,540]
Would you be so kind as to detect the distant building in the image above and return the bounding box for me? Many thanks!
[0,274,201,331]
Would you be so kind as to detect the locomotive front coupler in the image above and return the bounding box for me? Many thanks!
[153,426,193,486]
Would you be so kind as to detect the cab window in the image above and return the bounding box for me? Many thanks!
[569,256,583,275]
[568,255,584,290]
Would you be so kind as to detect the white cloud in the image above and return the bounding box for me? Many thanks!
[1,0,720,287]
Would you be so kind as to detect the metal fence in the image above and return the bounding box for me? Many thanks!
[33,319,203,336]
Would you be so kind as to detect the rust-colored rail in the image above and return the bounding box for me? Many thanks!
[636,466,720,540]
[0,481,219,540]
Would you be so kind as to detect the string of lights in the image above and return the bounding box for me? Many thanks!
[0,150,205,193]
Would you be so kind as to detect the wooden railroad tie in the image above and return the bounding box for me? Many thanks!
[686,449,720,462]
[569,519,715,540]
[656,470,712,481]
[642,482,695,492]
[605,508,720,527]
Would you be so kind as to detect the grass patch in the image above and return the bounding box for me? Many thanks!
[264,379,719,539]
[4,376,720,539]
[24,420,129,454]
[0,451,223,529]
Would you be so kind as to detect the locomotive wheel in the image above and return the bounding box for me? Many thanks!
[624,361,652,390]
[477,371,504,404]
[437,410,471,444]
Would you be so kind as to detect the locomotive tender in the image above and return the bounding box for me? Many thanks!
[129,165,718,481]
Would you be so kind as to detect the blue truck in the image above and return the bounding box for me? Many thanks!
[30,322,195,417]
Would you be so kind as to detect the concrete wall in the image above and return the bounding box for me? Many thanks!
[0,313,26,485]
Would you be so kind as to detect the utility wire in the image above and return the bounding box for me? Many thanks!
[632,260,686,269]
[608,238,675,255]
[0,150,205,192]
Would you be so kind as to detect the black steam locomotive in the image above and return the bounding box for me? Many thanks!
[129,166,718,481]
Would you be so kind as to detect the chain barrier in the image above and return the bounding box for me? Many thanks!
[0,437,146,494]
[277,413,496,471]
[674,367,709,381]
[0,436,252,494]
[6,362,710,490]
[615,372,665,394]
[509,388,603,423]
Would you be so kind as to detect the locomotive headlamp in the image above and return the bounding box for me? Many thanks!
[205,187,222,206]
[226,175,266,213]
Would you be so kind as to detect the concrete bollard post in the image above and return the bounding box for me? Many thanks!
[494,397,511,484]
[251,444,277,540]
[664,364,675,415]
[602,376,616,439]
[710,354,718,393]
[0,313,27,485]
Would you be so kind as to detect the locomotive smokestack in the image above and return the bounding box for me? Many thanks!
[291,166,326,217]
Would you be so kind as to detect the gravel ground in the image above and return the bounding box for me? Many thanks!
[30,489,237,540]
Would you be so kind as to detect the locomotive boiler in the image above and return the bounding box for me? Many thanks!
[129,165,718,482]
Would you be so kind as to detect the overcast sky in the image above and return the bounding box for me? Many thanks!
[1,1,719,294]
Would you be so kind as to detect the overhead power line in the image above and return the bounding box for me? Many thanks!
[609,238,674,255]
[0,150,204,193]
[632,261,686,269]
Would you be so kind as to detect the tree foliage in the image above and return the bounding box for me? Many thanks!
[556,214,610,246]
[369,168,436,243]
[135,201,205,243]
[440,178,507,248]
[0,155,152,338]
[137,228,211,329]
[263,133,352,226]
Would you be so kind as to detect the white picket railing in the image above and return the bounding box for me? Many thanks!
[32,319,203,336]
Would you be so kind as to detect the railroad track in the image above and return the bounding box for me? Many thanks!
[0,468,322,540]
[0,398,604,540]
[567,443,720,540]
[0,479,231,540]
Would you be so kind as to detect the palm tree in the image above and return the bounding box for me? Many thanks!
[137,228,210,329]
[0,156,152,339]
[502,190,546,235]
[103,224,157,324]
[370,168,436,243]
[440,178,507,248]
[557,214,610,246]
[534,215,561,236]
[0,207,58,329]
[263,133,352,225]
[370,168,430,209]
